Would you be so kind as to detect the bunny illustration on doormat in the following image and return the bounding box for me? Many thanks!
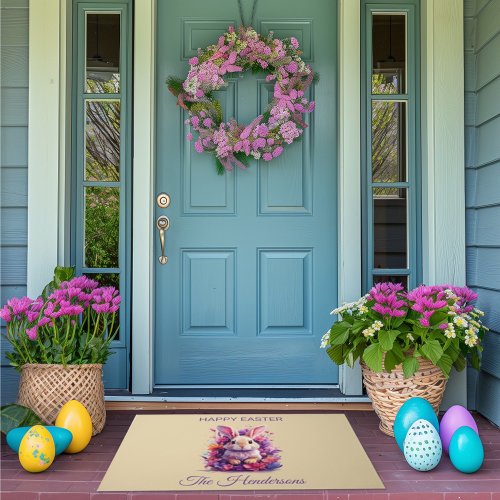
[203,425,282,472]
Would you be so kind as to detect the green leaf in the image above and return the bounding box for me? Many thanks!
[41,266,75,299]
[166,76,184,96]
[331,329,349,345]
[326,344,345,365]
[362,343,383,372]
[469,350,481,371]
[402,356,420,378]
[378,330,399,351]
[429,311,449,327]
[391,341,405,361]
[391,317,405,328]
[384,349,400,373]
[446,340,461,362]
[420,339,444,365]
[352,321,366,334]
[215,159,225,176]
[329,322,351,345]
[342,314,355,325]
[436,353,453,377]
[453,354,467,372]
[0,404,45,435]
[346,350,354,368]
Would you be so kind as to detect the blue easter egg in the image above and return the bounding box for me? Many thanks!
[48,426,73,455]
[6,425,72,456]
[394,397,439,452]
[449,425,484,473]
[6,426,29,453]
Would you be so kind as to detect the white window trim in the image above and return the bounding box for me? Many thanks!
[27,0,465,398]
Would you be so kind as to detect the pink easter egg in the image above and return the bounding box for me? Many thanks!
[440,405,479,454]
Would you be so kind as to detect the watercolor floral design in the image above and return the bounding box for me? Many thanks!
[203,425,282,472]
[167,26,316,174]
[322,283,488,378]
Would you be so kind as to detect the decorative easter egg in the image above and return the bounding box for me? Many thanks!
[6,426,29,453]
[7,426,73,456]
[394,397,439,452]
[403,418,442,471]
[48,426,73,455]
[18,425,55,473]
[449,425,484,473]
[55,400,92,453]
[440,405,479,454]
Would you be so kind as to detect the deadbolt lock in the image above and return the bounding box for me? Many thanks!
[157,192,171,208]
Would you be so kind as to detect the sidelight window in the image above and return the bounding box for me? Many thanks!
[362,2,420,290]
[72,1,131,388]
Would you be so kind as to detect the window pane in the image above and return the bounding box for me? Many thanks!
[373,188,407,269]
[373,274,408,290]
[372,14,406,94]
[84,187,119,268]
[88,272,120,340]
[85,100,120,181]
[86,13,120,93]
[372,100,406,182]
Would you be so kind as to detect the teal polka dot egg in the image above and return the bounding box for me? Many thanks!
[403,418,442,471]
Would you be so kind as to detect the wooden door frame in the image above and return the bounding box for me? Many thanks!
[131,0,362,394]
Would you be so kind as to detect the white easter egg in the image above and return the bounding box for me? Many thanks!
[403,418,442,471]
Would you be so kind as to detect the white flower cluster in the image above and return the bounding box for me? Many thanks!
[453,316,468,328]
[444,288,459,301]
[330,295,370,316]
[362,320,384,338]
[320,331,330,348]
[184,75,199,95]
[464,326,479,347]
[444,323,456,339]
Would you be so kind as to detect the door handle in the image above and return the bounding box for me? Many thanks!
[156,215,170,264]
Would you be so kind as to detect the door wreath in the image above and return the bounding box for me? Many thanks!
[167,26,317,174]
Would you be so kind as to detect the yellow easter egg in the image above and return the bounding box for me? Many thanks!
[55,400,93,453]
[18,425,55,473]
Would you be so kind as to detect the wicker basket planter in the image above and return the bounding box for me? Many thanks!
[361,357,447,436]
[17,363,106,435]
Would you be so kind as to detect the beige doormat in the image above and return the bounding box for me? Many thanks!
[98,414,384,491]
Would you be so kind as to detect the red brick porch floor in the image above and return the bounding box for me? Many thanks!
[1,410,499,499]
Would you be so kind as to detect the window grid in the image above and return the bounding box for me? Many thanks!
[72,1,131,387]
[362,2,421,292]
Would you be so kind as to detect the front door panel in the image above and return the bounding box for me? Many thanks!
[155,0,338,385]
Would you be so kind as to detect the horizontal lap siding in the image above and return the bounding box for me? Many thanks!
[0,0,28,405]
[465,0,500,425]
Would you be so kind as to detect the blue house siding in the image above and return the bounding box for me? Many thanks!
[0,0,28,404]
[464,0,500,426]
[0,0,498,408]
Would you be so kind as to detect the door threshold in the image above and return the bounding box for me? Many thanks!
[105,401,373,411]
[105,387,370,404]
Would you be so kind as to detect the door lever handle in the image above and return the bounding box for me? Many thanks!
[156,215,170,264]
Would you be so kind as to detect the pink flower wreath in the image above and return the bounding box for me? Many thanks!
[167,26,317,174]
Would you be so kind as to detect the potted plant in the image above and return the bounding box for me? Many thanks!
[321,283,488,435]
[0,267,120,435]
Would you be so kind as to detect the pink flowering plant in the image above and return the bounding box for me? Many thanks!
[167,26,316,174]
[321,283,488,378]
[0,268,120,368]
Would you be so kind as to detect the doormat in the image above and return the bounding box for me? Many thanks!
[98,414,384,491]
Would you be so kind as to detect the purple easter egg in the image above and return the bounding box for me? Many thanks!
[440,405,479,454]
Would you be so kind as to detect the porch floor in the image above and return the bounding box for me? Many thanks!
[1,410,499,499]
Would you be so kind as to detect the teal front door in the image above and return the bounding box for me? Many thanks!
[155,0,338,385]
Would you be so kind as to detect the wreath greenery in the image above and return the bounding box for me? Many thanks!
[168,26,317,174]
